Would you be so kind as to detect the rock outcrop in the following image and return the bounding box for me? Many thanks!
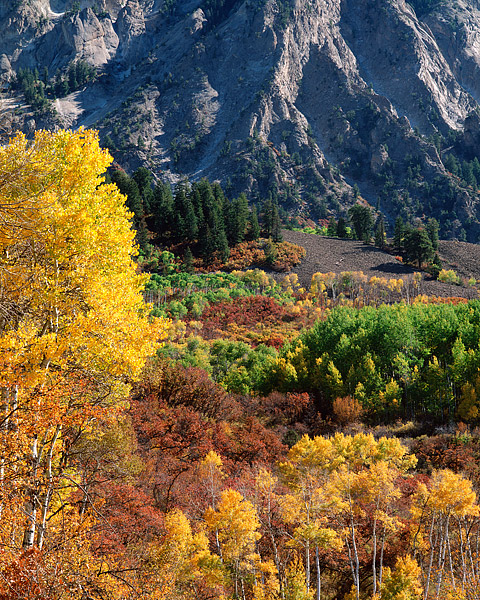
[3,0,480,238]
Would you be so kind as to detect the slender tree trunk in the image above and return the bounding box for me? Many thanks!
[306,539,310,592]
[0,387,9,519]
[379,524,386,589]
[316,546,321,600]
[345,536,358,599]
[37,425,61,549]
[22,435,39,549]
[372,508,378,596]
[446,523,455,590]
[435,517,448,599]
[424,516,437,600]
[350,516,360,600]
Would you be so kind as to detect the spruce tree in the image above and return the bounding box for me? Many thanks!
[183,193,198,242]
[183,247,194,273]
[133,167,154,213]
[404,228,434,268]
[249,206,261,240]
[271,199,283,242]
[173,181,197,243]
[150,181,173,240]
[110,169,143,222]
[430,252,442,279]
[172,181,187,242]
[262,194,274,238]
[374,214,386,248]
[349,203,373,242]
[228,193,249,245]
[110,169,147,251]
[426,217,439,251]
[337,217,347,238]
[327,216,337,236]
[196,179,228,261]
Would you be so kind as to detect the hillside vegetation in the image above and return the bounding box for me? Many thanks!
[3,128,480,599]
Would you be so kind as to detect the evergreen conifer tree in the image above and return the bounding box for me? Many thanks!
[183,246,194,273]
[327,216,337,236]
[404,228,434,268]
[228,193,249,245]
[172,182,192,243]
[133,167,154,212]
[196,179,228,261]
[337,217,347,238]
[249,206,261,240]
[349,203,373,242]
[374,214,386,248]
[150,181,173,240]
[271,199,283,242]
[262,194,274,238]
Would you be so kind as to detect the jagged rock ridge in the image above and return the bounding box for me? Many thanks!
[3,0,480,239]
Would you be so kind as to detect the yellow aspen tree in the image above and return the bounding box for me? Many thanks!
[284,554,314,600]
[327,434,416,600]
[411,469,479,600]
[280,434,416,600]
[375,555,423,600]
[199,450,226,510]
[143,508,223,600]
[199,450,226,557]
[279,435,342,598]
[254,469,284,589]
[252,560,280,600]
[0,128,166,584]
[205,488,261,600]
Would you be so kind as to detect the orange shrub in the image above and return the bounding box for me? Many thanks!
[332,395,363,425]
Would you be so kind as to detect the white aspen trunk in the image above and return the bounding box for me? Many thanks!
[306,539,310,592]
[345,536,358,597]
[266,490,283,600]
[22,435,38,549]
[464,520,476,586]
[379,524,386,588]
[0,387,9,519]
[37,425,61,549]
[435,516,449,599]
[372,503,379,597]
[424,515,438,600]
[10,385,17,431]
[458,518,466,591]
[316,546,321,600]
[350,516,360,600]
[475,527,480,581]
[344,471,360,600]
[446,523,455,590]
[234,561,239,599]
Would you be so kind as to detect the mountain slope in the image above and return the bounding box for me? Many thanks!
[3,0,480,239]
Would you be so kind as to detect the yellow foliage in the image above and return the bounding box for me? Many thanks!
[0,128,166,387]
[204,488,261,565]
[377,555,423,600]
[412,469,479,520]
[284,554,314,600]
[0,128,169,593]
[145,509,223,599]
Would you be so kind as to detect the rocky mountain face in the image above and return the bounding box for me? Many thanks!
[3,0,480,239]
